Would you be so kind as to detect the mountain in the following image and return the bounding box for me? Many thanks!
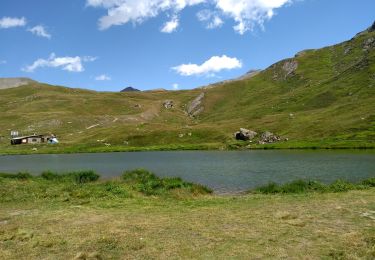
[0,77,36,90]
[120,86,140,92]
[0,24,374,152]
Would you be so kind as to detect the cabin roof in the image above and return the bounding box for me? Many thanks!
[11,134,48,140]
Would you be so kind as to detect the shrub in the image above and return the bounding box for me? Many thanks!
[41,171,61,180]
[328,180,356,192]
[122,169,212,195]
[253,178,373,194]
[40,170,99,184]
[70,170,100,184]
[256,182,280,194]
[0,172,32,180]
[362,177,375,187]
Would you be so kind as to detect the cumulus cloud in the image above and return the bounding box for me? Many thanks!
[86,0,293,34]
[172,83,179,89]
[28,25,51,39]
[161,16,179,33]
[95,74,111,80]
[173,55,242,76]
[0,17,26,29]
[23,53,97,73]
[215,0,291,34]
[87,0,205,30]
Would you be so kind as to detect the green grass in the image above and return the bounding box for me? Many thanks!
[253,178,375,194]
[0,172,374,259]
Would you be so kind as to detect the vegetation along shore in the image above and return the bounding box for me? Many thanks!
[1,170,374,259]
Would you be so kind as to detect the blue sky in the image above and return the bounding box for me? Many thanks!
[0,0,374,91]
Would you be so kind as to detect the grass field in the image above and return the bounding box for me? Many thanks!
[0,27,374,154]
[0,172,374,259]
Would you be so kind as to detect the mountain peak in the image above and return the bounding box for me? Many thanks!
[120,86,140,92]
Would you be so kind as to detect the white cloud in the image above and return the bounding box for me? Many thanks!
[86,0,205,30]
[0,60,6,65]
[197,9,223,29]
[87,0,293,34]
[173,55,242,76]
[161,16,179,33]
[0,17,26,29]
[215,0,291,34]
[172,83,179,89]
[28,25,51,39]
[95,74,111,80]
[23,53,96,73]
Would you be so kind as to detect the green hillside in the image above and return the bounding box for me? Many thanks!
[1,25,374,154]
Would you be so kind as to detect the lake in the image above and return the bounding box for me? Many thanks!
[0,150,374,193]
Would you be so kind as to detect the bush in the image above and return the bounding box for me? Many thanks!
[256,182,280,194]
[71,170,100,184]
[41,171,61,180]
[122,169,212,196]
[328,180,356,192]
[0,172,33,180]
[40,170,100,184]
[362,177,375,187]
[253,178,373,194]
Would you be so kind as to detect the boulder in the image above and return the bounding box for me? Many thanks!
[163,100,174,109]
[234,128,257,141]
[259,131,281,144]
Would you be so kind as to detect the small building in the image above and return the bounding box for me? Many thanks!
[11,134,55,145]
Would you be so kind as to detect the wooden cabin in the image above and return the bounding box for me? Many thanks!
[11,134,51,145]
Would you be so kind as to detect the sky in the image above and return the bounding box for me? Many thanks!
[0,0,374,91]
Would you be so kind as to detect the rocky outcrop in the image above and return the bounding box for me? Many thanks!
[258,131,281,144]
[272,59,298,80]
[363,37,374,51]
[0,78,36,90]
[163,100,174,109]
[234,128,257,141]
[187,93,205,117]
[282,60,298,78]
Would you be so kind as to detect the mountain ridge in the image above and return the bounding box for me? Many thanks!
[0,24,374,153]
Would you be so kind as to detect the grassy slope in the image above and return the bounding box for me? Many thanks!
[0,29,374,154]
[0,177,374,259]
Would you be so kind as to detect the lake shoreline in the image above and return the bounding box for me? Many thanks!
[1,140,374,156]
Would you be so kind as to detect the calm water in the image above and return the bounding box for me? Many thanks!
[0,150,374,193]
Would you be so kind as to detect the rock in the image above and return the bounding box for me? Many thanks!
[282,59,298,78]
[187,93,205,117]
[134,104,141,108]
[163,100,174,109]
[363,37,374,51]
[344,47,351,55]
[259,131,281,144]
[32,147,38,151]
[234,128,257,141]
[178,133,184,138]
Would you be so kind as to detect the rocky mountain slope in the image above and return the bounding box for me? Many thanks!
[0,24,374,152]
[0,78,36,90]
